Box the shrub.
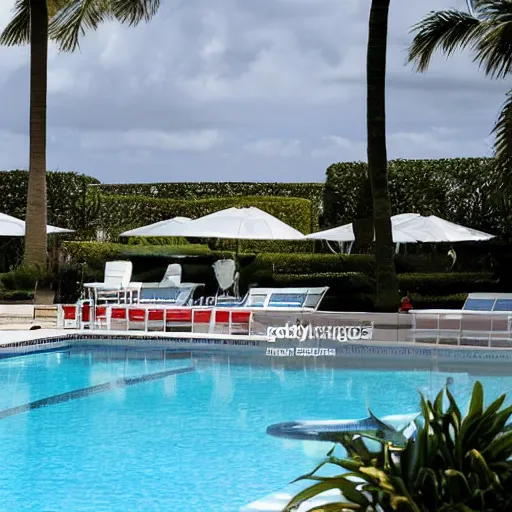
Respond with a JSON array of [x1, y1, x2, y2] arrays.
[[126, 236, 189, 246], [410, 293, 468, 310], [0, 265, 54, 291], [0, 290, 34, 302], [0, 170, 99, 233], [285, 382, 512, 512], [324, 157, 502, 237], [398, 272, 498, 296], [97, 194, 313, 240], [93, 181, 324, 228], [273, 272, 374, 293], [249, 253, 376, 275]]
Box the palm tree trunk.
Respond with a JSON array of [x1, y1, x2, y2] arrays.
[[24, 0, 48, 267], [366, 0, 398, 311]]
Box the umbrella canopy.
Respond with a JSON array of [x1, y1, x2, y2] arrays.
[[306, 217, 418, 243], [306, 213, 493, 244], [396, 215, 494, 243], [167, 207, 305, 240], [120, 216, 191, 237], [0, 212, 73, 237]]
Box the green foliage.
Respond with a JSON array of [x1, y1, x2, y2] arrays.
[[126, 236, 189, 246], [97, 194, 313, 240], [250, 253, 376, 275], [0, 265, 53, 291], [93, 181, 324, 226], [0, 290, 34, 302], [410, 293, 467, 310], [0, 170, 99, 233], [286, 382, 512, 512], [62, 241, 233, 268], [324, 158, 504, 237], [398, 272, 498, 296]]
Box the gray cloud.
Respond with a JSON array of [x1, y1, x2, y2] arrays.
[[0, 0, 509, 183]]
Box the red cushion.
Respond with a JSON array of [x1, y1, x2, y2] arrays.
[[215, 311, 230, 323], [232, 312, 250, 323], [129, 309, 146, 322], [111, 308, 127, 319], [148, 310, 164, 321], [166, 309, 192, 322], [63, 306, 76, 320], [194, 310, 212, 323]]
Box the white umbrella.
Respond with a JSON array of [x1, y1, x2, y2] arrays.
[[306, 219, 418, 243], [396, 215, 494, 243], [171, 207, 305, 240], [0, 212, 73, 236], [120, 216, 191, 237], [306, 213, 493, 244]]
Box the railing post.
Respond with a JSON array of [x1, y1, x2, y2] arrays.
[[228, 310, 232, 335], [437, 313, 440, 344]]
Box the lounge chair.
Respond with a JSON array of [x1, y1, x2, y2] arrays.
[[139, 282, 204, 305], [214, 287, 329, 311], [141, 264, 182, 289], [83, 261, 142, 304]]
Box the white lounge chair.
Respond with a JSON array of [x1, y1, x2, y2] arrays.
[[83, 261, 142, 304], [141, 264, 182, 289]]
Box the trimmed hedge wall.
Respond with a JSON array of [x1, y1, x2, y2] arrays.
[[96, 194, 315, 253], [94, 181, 324, 227], [398, 272, 498, 296], [324, 158, 503, 237], [0, 170, 100, 232]]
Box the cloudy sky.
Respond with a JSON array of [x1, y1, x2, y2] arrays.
[[0, 0, 509, 183]]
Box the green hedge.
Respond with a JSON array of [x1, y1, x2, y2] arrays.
[[324, 158, 503, 237], [96, 194, 314, 253], [97, 194, 312, 237], [248, 253, 376, 275], [0, 170, 100, 232], [411, 293, 468, 310], [62, 241, 234, 268], [94, 181, 324, 227], [398, 272, 498, 296]]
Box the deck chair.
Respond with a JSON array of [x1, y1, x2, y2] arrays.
[[141, 264, 182, 289], [213, 259, 239, 303], [84, 261, 142, 303]]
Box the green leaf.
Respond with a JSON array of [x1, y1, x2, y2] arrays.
[[465, 449, 499, 488], [284, 481, 343, 511], [468, 381, 484, 419], [482, 431, 512, 460], [444, 469, 472, 503], [304, 502, 361, 512]]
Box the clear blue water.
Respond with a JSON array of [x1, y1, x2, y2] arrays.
[[0, 346, 512, 512]]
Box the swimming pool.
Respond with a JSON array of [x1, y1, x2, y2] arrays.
[[1, 345, 512, 511]]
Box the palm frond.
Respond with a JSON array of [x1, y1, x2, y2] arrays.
[[48, 0, 74, 19], [408, 10, 484, 72], [492, 89, 512, 160], [49, 0, 108, 52], [109, 0, 160, 26], [473, 0, 512, 78], [0, 0, 30, 47]]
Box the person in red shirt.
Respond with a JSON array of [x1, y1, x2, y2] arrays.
[[399, 291, 413, 313]]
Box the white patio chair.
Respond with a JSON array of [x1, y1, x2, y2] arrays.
[[213, 259, 239, 298], [84, 261, 142, 304]]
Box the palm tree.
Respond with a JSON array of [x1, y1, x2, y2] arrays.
[[367, 0, 399, 311], [408, 0, 512, 161], [1, 0, 160, 267]]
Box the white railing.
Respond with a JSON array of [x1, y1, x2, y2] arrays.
[[57, 303, 253, 336], [410, 310, 512, 347]]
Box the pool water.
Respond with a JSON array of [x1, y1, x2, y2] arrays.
[[1, 346, 512, 512]]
